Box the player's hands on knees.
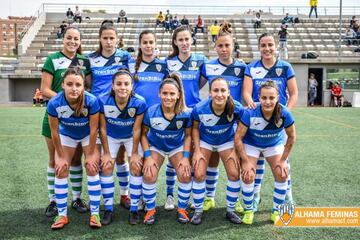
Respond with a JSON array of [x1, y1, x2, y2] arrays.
[[85, 155, 99, 174], [192, 151, 205, 169], [100, 153, 114, 170], [225, 150, 240, 171], [176, 157, 192, 178], [130, 153, 143, 174], [273, 161, 288, 180], [55, 156, 69, 176], [247, 101, 257, 109], [142, 157, 158, 178], [241, 161, 256, 183]]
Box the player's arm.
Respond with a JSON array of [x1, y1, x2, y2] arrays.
[[88, 112, 99, 154], [48, 115, 63, 158], [281, 124, 296, 162], [234, 121, 249, 163], [287, 77, 298, 110], [41, 72, 57, 98], [132, 113, 144, 156], [243, 75, 256, 109], [85, 74, 92, 92], [199, 75, 208, 90], [99, 113, 113, 169]]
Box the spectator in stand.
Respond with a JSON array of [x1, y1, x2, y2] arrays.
[[33, 88, 44, 107], [254, 12, 262, 29], [278, 25, 289, 60], [331, 82, 344, 107], [66, 8, 74, 22], [181, 15, 189, 26], [309, 0, 318, 18], [74, 6, 82, 23], [57, 21, 67, 39], [344, 27, 357, 45], [156, 11, 165, 28], [171, 16, 180, 30], [117, 9, 128, 23], [350, 16, 357, 28], [282, 13, 294, 26], [194, 15, 205, 33], [164, 9, 173, 32], [209, 20, 220, 43]]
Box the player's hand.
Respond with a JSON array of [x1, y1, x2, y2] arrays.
[[176, 157, 192, 178], [85, 156, 99, 173], [142, 157, 159, 178], [100, 153, 114, 170], [241, 161, 256, 183], [192, 151, 206, 169], [130, 153, 143, 172], [247, 101, 256, 109], [225, 150, 240, 171], [273, 161, 289, 179], [55, 156, 69, 176]]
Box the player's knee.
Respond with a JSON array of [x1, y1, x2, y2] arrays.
[[55, 166, 69, 178], [101, 164, 113, 176], [143, 168, 158, 183], [274, 167, 287, 182], [194, 169, 206, 182], [227, 169, 240, 181], [177, 171, 191, 183]]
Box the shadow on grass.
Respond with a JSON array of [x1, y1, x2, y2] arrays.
[[0, 205, 271, 240]]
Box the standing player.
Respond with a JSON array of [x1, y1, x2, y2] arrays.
[[47, 68, 101, 229], [191, 77, 244, 225], [129, 30, 168, 108], [242, 32, 298, 212], [98, 69, 147, 225], [41, 26, 91, 217], [141, 74, 192, 224], [87, 21, 133, 209], [235, 80, 296, 224], [201, 22, 247, 212], [164, 25, 208, 210]]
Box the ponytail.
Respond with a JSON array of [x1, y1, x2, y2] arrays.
[[160, 72, 186, 115], [218, 21, 232, 38]]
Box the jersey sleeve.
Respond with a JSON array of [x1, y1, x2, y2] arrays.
[[244, 64, 251, 78], [240, 109, 250, 127], [282, 107, 295, 128], [143, 109, 150, 127], [234, 102, 244, 120], [191, 106, 200, 122], [136, 99, 147, 115], [98, 96, 105, 114], [42, 56, 55, 75], [286, 63, 295, 80], [88, 95, 100, 115], [47, 99, 58, 118], [185, 111, 192, 128]]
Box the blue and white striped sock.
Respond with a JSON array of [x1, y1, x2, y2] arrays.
[[129, 175, 143, 212], [177, 181, 192, 210], [205, 167, 219, 199], [55, 177, 68, 216], [100, 174, 115, 212], [165, 161, 176, 197], [241, 182, 255, 211], [254, 157, 265, 195], [88, 175, 101, 215], [116, 162, 129, 196], [226, 179, 240, 212], [69, 165, 82, 201], [273, 181, 288, 212], [192, 180, 205, 213], [142, 182, 156, 211]]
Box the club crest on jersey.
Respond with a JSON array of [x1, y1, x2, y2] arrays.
[[227, 114, 234, 122], [275, 118, 283, 128], [82, 108, 88, 117], [176, 120, 183, 129], [78, 59, 84, 67], [128, 108, 136, 118], [156, 64, 162, 72], [276, 68, 283, 77], [279, 202, 295, 226], [189, 61, 198, 70], [114, 57, 121, 65], [234, 67, 241, 76]]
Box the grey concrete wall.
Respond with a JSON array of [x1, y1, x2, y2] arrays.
[[11, 78, 41, 101], [0, 78, 10, 103], [292, 63, 308, 107]]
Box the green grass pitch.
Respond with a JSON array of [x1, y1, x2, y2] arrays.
[[0, 107, 359, 240]]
